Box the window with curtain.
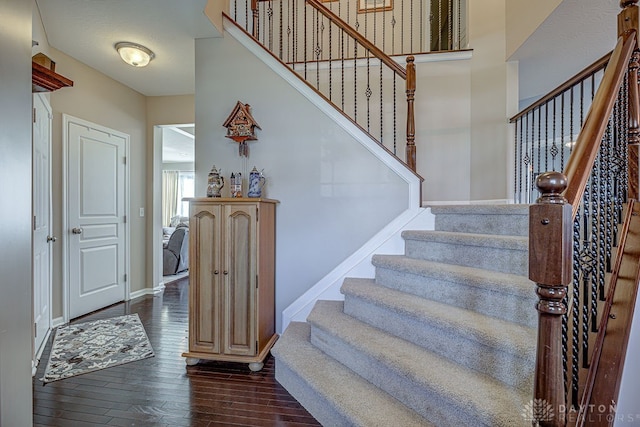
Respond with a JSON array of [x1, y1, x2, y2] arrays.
[[162, 170, 194, 226], [176, 171, 194, 217]]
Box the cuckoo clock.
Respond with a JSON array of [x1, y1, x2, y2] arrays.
[[223, 101, 261, 157]]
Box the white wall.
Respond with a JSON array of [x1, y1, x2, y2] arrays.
[[195, 34, 411, 331], [0, 0, 33, 424]]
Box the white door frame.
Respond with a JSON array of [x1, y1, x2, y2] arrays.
[[61, 114, 130, 323], [32, 93, 53, 372]]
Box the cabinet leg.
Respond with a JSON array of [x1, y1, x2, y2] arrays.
[[185, 357, 200, 366], [248, 362, 264, 372]]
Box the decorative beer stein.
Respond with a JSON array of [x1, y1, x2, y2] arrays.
[[247, 166, 266, 198], [230, 172, 243, 198], [207, 165, 224, 197]]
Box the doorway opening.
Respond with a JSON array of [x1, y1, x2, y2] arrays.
[[153, 124, 195, 289]]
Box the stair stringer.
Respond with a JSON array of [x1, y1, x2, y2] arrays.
[[222, 14, 422, 204]]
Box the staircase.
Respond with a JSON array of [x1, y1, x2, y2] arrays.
[[272, 204, 538, 426]]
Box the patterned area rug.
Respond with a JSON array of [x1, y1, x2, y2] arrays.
[[41, 313, 154, 383]]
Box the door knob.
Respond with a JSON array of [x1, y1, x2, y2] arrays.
[[72, 227, 83, 235], [46, 235, 57, 243]]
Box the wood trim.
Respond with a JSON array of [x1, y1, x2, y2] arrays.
[[305, 0, 407, 79], [563, 33, 636, 217], [509, 52, 611, 123], [32, 61, 73, 92], [405, 56, 416, 171]]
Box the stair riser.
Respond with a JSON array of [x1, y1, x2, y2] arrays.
[[309, 325, 479, 427], [274, 359, 353, 427], [342, 295, 535, 392], [435, 214, 528, 236], [374, 267, 537, 328], [404, 240, 527, 275]]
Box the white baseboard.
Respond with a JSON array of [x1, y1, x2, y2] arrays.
[[52, 316, 65, 328], [32, 327, 53, 376], [281, 207, 435, 332], [130, 283, 165, 300]]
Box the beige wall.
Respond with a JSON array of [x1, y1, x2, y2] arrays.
[[204, 0, 228, 35], [505, 0, 562, 60], [146, 95, 195, 291], [45, 47, 147, 319], [469, 0, 518, 200]]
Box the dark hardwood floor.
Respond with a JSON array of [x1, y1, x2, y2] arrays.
[[33, 277, 320, 427]]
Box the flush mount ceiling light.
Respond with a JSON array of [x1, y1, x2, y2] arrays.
[[115, 42, 155, 67]]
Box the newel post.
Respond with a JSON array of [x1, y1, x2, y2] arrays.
[[406, 55, 416, 172], [529, 172, 573, 427]]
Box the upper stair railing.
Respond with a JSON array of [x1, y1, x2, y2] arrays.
[[513, 1, 640, 425], [229, 0, 418, 171], [311, 0, 467, 56]]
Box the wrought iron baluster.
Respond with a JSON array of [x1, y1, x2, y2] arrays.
[[552, 97, 558, 171], [545, 103, 549, 172], [329, 15, 333, 102], [581, 185, 590, 369], [279, 0, 283, 60], [394, 74, 397, 153], [380, 60, 384, 145], [561, 92, 566, 169], [571, 215, 581, 409]]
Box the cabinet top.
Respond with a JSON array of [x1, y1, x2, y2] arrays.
[[184, 197, 279, 204]]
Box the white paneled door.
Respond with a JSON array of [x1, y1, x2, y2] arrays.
[[65, 115, 129, 319], [33, 94, 52, 359]]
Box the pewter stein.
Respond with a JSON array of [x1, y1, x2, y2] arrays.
[[207, 165, 224, 197]]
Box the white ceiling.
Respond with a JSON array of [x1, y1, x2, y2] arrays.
[[35, 0, 221, 97], [162, 125, 195, 163]]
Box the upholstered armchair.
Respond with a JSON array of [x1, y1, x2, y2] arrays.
[[162, 226, 189, 276]]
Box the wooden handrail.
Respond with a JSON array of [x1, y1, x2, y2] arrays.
[[305, 0, 407, 80], [563, 32, 636, 218], [509, 52, 611, 123]]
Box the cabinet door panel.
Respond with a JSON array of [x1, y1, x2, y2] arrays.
[[224, 204, 256, 355], [190, 204, 222, 354]]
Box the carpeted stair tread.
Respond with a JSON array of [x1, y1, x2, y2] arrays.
[[372, 254, 534, 299], [307, 301, 530, 427], [428, 204, 530, 215], [271, 321, 432, 427], [401, 230, 528, 275], [340, 277, 536, 362], [340, 278, 535, 390], [402, 230, 528, 250], [428, 204, 530, 236], [371, 255, 537, 328]]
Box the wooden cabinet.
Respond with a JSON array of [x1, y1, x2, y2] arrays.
[[182, 198, 278, 371]]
